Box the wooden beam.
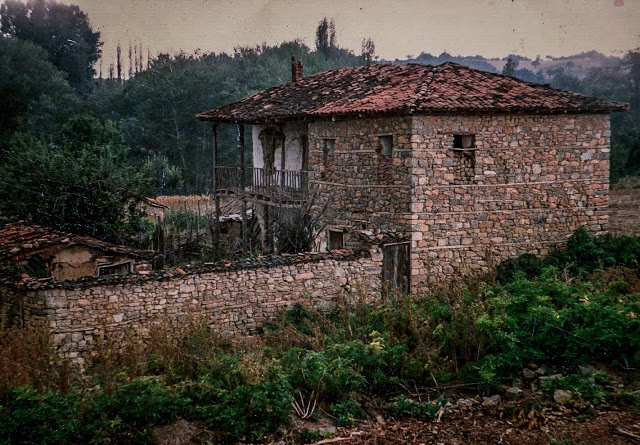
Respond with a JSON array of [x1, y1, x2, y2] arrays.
[[212, 124, 220, 261]]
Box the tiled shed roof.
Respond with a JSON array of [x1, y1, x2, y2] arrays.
[[0, 222, 154, 263], [197, 62, 628, 124]]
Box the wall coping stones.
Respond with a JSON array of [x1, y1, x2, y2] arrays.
[[9, 249, 370, 291]]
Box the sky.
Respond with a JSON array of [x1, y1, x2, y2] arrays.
[[61, 0, 640, 67]]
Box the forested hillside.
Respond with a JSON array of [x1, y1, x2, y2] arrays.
[[0, 0, 638, 242]]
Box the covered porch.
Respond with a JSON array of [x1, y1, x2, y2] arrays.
[[200, 118, 312, 257]]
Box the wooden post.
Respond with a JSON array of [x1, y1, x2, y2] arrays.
[[279, 125, 286, 195], [212, 124, 221, 260], [301, 134, 309, 193], [239, 123, 248, 255]]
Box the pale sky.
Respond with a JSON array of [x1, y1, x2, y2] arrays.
[[61, 0, 640, 67]]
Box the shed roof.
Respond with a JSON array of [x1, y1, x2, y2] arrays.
[[197, 62, 628, 124], [0, 222, 154, 263]]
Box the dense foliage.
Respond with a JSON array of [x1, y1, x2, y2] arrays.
[[1, 230, 638, 443], [0, 37, 79, 136], [0, 115, 152, 242], [0, 0, 102, 92]]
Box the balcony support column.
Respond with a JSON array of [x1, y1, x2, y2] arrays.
[[212, 124, 221, 260], [279, 124, 286, 194], [238, 123, 248, 255]]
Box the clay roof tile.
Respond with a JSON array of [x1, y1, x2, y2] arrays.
[[197, 62, 628, 124]]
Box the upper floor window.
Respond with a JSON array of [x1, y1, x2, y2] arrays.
[[323, 139, 335, 156], [451, 134, 476, 184], [453, 134, 475, 150], [379, 135, 393, 156]]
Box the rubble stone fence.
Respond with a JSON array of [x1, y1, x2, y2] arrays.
[[2, 250, 382, 367]]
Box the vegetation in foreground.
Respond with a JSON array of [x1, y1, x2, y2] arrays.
[[0, 228, 639, 444]]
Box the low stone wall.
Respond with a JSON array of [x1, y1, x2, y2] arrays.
[[9, 250, 381, 365]]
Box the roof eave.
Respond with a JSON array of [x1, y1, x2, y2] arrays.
[[197, 102, 629, 125]]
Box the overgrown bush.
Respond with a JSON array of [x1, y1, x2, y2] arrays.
[[389, 394, 446, 419]]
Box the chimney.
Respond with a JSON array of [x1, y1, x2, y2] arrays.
[[291, 55, 303, 84]]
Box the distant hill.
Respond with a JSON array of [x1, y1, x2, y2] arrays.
[[390, 50, 622, 82]]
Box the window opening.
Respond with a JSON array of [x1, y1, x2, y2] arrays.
[[328, 229, 345, 250], [379, 135, 393, 156], [98, 261, 132, 277], [453, 134, 475, 150]]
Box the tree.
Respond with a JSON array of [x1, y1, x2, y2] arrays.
[[0, 115, 152, 242], [0, 0, 102, 92], [315, 17, 336, 58], [361, 37, 376, 66], [0, 36, 79, 137], [502, 56, 517, 76]]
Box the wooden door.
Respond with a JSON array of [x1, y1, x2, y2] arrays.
[[382, 242, 410, 295]]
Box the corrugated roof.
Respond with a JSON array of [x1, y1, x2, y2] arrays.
[[197, 62, 628, 124], [0, 222, 154, 263]]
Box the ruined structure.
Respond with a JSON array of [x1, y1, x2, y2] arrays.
[[199, 59, 627, 294], [0, 222, 154, 281]]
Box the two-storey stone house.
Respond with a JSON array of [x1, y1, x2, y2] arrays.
[[197, 58, 627, 294]]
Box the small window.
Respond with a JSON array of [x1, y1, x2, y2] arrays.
[[379, 135, 393, 156], [323, 139, 335, 156], [453, 134, 475, 150], [328, 229, 345, 250], [98, 261, 132, 276]]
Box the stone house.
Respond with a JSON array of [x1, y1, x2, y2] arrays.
[[0, 222, 154, 281], [197, 59, 627, 294]]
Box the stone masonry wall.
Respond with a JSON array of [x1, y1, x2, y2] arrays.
[[308, 117, 413, 250], [18, 251, 381, 365], [410, 113, 610, 292]]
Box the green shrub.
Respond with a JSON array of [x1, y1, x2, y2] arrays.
[[184, 367, 291, 443], [540, 374, 609, 405], [298, 428, 331, 444], [389, 394, 446, 419], [0, 387, 86, 445], [330, 398, 362, 427], [496, 228, 640, 281], [91, 379, 183, 431]]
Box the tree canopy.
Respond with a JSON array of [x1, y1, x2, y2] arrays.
[[0, 115, 152, 242], [0, 0, 102, 92], [0, 36, 79, 137], [315, 17, 336, 58]]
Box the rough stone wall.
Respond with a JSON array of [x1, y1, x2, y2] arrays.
[[308, 117, 413, 250], [410, 113, 610, 292], [23, 252, 381, 365]]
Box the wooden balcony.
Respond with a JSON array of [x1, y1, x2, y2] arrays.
[[215, 166, 309, 203]]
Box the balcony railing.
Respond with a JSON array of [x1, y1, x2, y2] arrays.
[[215, 166, 309, 202]]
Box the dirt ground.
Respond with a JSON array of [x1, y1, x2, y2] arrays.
[[327, 410, 640, 445], [154, 407, 640, 445], [609, 188, 640, 236]]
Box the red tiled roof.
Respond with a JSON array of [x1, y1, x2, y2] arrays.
[[0, 222, 154, 263], [197, 63, 628, 124]]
